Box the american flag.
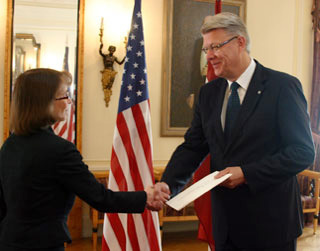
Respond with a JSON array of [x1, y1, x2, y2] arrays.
[[102, 0, 161, 250], [193, 1, 222, 250], [52, 102, 75, 143], [53, 45, 75, 144]]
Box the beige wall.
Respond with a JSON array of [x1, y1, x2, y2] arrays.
[[247, 0, 313, 101], [0, 0, 314, 168], [82, 0, 177, 170]]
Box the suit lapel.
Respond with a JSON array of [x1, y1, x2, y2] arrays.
[[224, 62, 267, 152]]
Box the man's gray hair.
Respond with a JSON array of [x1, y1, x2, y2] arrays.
[[201, 12, 250, 53]]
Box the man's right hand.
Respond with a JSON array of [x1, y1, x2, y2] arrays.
[[145, 182, 171, 211]]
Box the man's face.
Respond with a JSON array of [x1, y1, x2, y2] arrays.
[[203, 29, 242, 81]]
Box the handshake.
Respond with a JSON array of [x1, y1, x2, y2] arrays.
[[144, 182, 171, 211]]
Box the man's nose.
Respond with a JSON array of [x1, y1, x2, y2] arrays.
[[206, 49, 217, 60]]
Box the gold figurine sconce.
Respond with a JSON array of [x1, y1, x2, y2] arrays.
[[99, 17, 126, 107]]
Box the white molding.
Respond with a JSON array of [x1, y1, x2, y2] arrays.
[[83, 159, 168, 171], [15, 0, 77, 9], [83, 159, 110, 170]]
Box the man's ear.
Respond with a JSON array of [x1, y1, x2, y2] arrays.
[[237, 36, 247, 51]]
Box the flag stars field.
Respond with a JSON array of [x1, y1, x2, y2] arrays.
[[124, 96, 130, 102], [117, 3, 149, 113]]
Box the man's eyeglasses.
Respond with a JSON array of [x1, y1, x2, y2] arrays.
[[55, 91, 71, 101], [202, 36, 238, 54]]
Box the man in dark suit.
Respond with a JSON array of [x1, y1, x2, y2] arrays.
[[161, 12, 315, 251]]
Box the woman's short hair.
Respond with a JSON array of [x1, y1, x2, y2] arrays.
[[9, 68, 72, 135], [201, 12, 250, 53]]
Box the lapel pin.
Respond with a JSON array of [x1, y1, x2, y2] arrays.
[[257, 90, 262, 95]]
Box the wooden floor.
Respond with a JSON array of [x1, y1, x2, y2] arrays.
[[66, 226, 320, 251]]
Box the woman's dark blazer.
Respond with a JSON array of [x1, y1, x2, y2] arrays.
[[0, 128, 146, 249]]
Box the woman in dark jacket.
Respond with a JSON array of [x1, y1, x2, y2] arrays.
[[0, 68, 169, 251]]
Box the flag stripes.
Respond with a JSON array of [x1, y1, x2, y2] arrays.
[[53, 104, 75, 143], [132, 104, 153, 176], [104, 101, 160, 251], [127, 214, 140, 250]]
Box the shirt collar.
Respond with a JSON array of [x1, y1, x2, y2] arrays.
[[227, 58, 256, 90]]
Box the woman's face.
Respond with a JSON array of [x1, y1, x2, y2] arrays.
[[51, 83, 71, 122]]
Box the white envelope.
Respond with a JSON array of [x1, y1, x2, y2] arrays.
[[166, 171, 232, 211]]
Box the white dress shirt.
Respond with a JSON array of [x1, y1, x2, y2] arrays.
[[221, 58, 256, 130]]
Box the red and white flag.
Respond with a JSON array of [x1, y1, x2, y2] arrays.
[[102, 0, 161, 250], [53, 46, 75, 144], [52, 102, 75, 143], [194, 1, 222, 250]]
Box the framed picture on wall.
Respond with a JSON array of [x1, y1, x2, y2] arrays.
[[161, 0, 247, 136]]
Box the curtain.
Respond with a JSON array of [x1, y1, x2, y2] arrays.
[[310, 0, 320, 133]]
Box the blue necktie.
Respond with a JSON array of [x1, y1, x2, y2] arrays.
[[225, 82, 240, 141]]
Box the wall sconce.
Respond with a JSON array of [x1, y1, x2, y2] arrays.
[[99, 17, 127, 107]]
